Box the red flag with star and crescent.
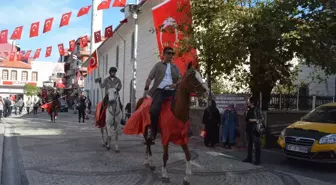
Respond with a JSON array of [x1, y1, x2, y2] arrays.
[[152, 0, 197, 75], [60, 12, 72, 27], [24, 50, 32, 59], [30, 22, 40, 38], [43, 18, 54, 33], [77, 5, 91, 17], [69, 40, 76, 52], [58, 44, 65, 56], [94, 30, 102, 43], [112, 0, 126, 7], [88, 50, 98, 74], [0, 30, 8, 44], [80, 35, 89, 48], [104, 25, 113, 38], [45, 46, 52, 57], [97, 0, 111, 10], [34, 48, 42, 59], [17, 51, 23, 61], [9, 52, 15, 61], [10, 26, 23, 40]]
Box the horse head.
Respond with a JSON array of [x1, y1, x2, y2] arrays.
[[107, 87, 119, 104], [181, 62, 209, 97]]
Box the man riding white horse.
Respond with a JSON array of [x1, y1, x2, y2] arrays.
[[97, 66, 122, 124], [144, 46, 182, 141]]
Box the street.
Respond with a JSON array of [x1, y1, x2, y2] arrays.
[[0, 112, 335, 185]]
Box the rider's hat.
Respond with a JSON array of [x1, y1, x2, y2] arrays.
[[109, 67, 117, 73]]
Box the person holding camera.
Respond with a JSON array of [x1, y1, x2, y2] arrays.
[[96, 67, 122, 124], [242, 97, 263, 165]]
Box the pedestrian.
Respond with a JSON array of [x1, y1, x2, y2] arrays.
[[26, 97, 33, 114], [242, 97, 262, 165], [77, 96, 86, 123], [87, 98, 92, 114], [202, 100, 221, 147], [221, 104, 239, 149], [16, 98, 24, 114], [4, 97, 11, 117], [125, 102, 131, 120], [33, 98, 40, 115], [0, 96, 4, 120]]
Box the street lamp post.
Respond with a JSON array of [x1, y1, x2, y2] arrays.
[[121, 1, 139, 113]]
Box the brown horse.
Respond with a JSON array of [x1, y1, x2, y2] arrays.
[[124, 63, 209, 185]]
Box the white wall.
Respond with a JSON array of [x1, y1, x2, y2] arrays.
[[85, 0, 165, 107], [298, 64, 336, 96], [31, 61, 59, 87]]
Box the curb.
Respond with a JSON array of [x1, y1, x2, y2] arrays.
[[0, 121, 5, 184]]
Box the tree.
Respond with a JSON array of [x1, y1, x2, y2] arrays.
[[24, 84, 40, 97], [179, 0, 336, 109]]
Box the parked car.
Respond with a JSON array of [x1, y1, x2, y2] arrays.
[[277, 103, 336, 163]]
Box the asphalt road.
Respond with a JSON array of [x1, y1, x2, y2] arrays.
[[0, 111, 335, 185]]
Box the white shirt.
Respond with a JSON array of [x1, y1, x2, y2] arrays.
[[0, 101, 3, 111], [158, 63, 173, 90]]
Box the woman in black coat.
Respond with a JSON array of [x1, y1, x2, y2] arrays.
[[202, 100, 221, 147]]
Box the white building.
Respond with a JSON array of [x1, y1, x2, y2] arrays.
[[84, 0, 165, 107], [0, 59, 58, 100]]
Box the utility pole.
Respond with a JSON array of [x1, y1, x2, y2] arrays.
[[131, 0, 139, 113]]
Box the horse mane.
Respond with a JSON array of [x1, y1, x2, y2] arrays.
[[135, 97, 145, 111]]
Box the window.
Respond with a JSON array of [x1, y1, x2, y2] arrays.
[[11, 70, 17, 80], [116, 46, 119, 68], [22, 71, 28, 81], [302, 106, 336, 124], [2, 70, 8, 80], [105, 53, 108, 75], [32, 72, 38, 81], [131, 32, 135, 60]]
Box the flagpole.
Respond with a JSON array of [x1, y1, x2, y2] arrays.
[[131, 0, 139, 113]]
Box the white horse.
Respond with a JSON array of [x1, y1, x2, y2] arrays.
[[100, 87, 123, 153]]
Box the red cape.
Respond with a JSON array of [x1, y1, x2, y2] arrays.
[[124, 98, 190, 145]]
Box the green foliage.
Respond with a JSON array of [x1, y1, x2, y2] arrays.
[[178, 0, 336, 109], [23, 84, 40, 97]]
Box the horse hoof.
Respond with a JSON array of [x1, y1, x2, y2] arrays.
[[161, 177, 170, 183], [183, 180, 191, 185], [150, 166, 156, 171]]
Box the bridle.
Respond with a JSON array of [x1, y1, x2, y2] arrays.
[[107, 90, 121, 116]]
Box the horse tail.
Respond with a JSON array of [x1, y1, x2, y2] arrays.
[[135, 97, 145, 111]]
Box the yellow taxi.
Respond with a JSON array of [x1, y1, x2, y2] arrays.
[[277, 103, 336, 163]]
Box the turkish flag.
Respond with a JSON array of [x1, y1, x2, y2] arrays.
[[17, 51, 23, 61], [152, 0, 197, 75], [69, 40, 76, 52], [0, 30, 8, 44], [30, 22, 40, 38], [80, 35, 89, 48], [88, 50, 98, 74], [94, 30, 102, 43], [112, 0, 126, 7], [45, 46, 52, 57], [77, 5, 91, 17], [97, 0, 111, 10], [10, 26, 23, 40], [9, 52, 15, 61], [60, 12, 72, 27], [24, 50, 32, 59], [43, 18, 54, 33], [104, 25, 113, 38], [58, 43, 65, 56], [34, 48, 42, 59]]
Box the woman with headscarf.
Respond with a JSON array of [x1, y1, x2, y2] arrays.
[[202, 100, 221, 147], [221, 104, 239, 149]]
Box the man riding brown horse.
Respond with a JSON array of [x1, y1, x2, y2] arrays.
[[144, 46, 182, 141]]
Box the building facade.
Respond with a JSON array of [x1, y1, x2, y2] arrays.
[[83, 0, 165, 108]]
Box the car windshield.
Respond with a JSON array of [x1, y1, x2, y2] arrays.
[[302, 106, 336, 124]]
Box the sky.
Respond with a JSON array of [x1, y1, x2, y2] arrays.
[[0, 0, 135, 62]]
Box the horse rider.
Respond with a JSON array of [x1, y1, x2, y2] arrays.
[[97, 67, 122, 124], [144, 46, 182, 141]]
